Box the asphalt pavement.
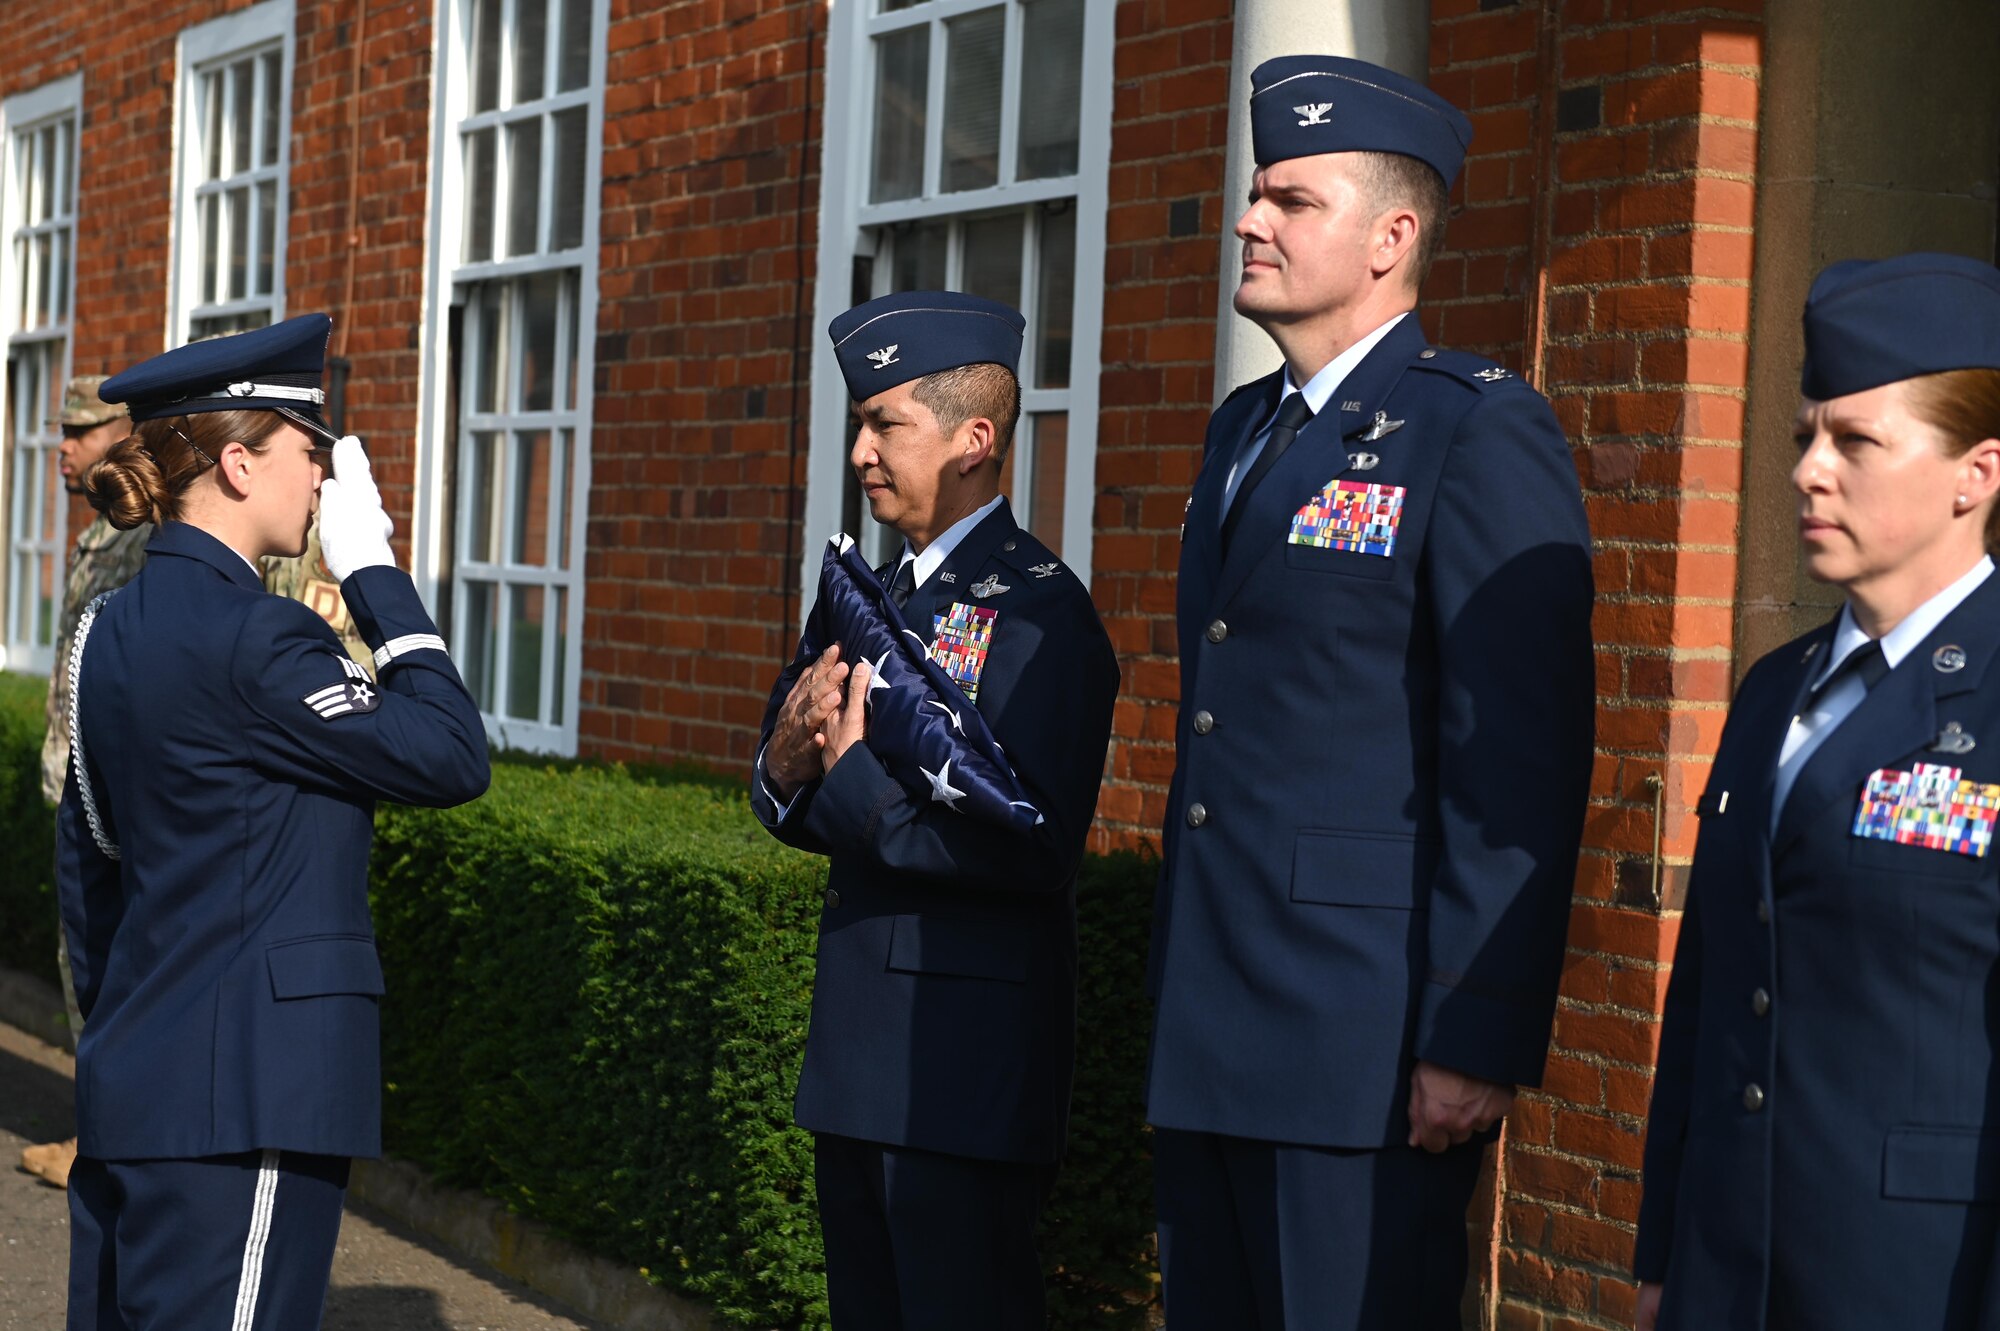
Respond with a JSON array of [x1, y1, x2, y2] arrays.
[[0, 1018, 603, 1330]]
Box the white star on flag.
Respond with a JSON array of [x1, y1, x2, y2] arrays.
[[927, 699, 963, 733], [922, 759, 967, 809], [866, 650, 894, 704]]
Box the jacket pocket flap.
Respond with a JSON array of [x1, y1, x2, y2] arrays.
[[1291, 830, 1438, 909], [887, 916, 1027, 983], [1882, 1128, 2000, 1202], [267, 936, 385, 1000]]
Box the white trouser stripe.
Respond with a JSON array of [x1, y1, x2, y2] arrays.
[[232, 1149, 282, 1331]]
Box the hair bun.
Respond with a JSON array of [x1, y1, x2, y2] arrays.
[[82, 440, 168, 530]]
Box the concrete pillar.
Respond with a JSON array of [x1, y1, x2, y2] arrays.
[[1210, 0, 1430, 401]]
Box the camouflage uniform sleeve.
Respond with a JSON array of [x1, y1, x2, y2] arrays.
[[261, 525, 376, 677], [41, 520, 151, 804]]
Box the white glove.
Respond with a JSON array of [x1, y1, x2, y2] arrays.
[[317, 435, 397, 580]]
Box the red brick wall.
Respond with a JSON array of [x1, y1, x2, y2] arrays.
[[1429, 1, 1763, 1325]]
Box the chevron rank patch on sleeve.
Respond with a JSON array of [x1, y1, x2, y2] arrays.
[[302, 654, 381, 721]]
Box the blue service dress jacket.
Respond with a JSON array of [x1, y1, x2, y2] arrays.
[[752, 501, 1119, 1164], [1147, 315, 1596, 1148], [57, 522, 490, 1161], [1637, 572, 2000, 1331]]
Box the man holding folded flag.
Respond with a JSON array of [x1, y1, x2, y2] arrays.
[[750, 289, 1119, 1331]]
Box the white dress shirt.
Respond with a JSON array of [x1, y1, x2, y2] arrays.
[[1221, 311, 1408, 512], [1772, 555, 1995, 826]]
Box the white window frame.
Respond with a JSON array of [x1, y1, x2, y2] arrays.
[[167, 0, 295, 347], [412, 0, 607, 755], [0, 73, 83, 676], [803, 0, 1114, 612]]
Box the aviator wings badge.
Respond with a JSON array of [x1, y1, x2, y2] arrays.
[[1358, 411, 1404, 442]]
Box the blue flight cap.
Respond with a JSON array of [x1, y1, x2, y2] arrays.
[[1249, 55, 1472, 189], [1800, 253, 2000, 400], [100, 314, 334, 433], [830, 291, 1025, 403]]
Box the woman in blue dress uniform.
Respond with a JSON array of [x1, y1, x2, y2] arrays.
[[1636, 253, 2000, 1330], [57, 315, 489, 1331]]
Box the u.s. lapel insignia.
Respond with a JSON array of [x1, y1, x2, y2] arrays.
[[1935, 644, 1968, 673], [970, 573, 1010, 598], [938, 571, 957, 584], [1347, 451, 1380, 472], [1474, 367, 1513, 382], [1854, 761, 2000, 857], [302, 655, 379, 721], [1934, 721, 1978, 755], [1357, 411, 1403, 442], [1340, 400, 1363, 414], [929, 602, 998, 702], [1029, 562, 1061, 578]]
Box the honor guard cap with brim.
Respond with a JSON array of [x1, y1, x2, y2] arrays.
[[58, 375, 128, 427], [1249, 55, 1473, 189], [830, 290, 1025, 402], [100, 314, 334, 432], [1801, 253, 2000, 400]]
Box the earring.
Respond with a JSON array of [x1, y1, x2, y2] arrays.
[[1959, 495, 1970, 511]]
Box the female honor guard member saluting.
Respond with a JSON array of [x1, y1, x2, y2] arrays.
[[58, 314, 489, 1331], [1636, 253, 2000, 1331]]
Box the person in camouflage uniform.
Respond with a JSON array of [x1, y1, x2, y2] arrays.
[[261, 521, 374, 675], [25, 376, 144, 1189]]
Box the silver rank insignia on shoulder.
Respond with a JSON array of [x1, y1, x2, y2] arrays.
[[970, 574, 1010, 598], [938, 571, 957, 584], [1347, 451, 1380, 471], [1029, 562, 1061, 578], [1358, 411, 1403, 441], [1474, 367, 1514, 382], [1934, 721, 1977, 755], [867, 344, 900, 369], [303, 655, 378, 721]]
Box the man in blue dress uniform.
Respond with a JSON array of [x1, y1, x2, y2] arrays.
[[60, 316, 489, 1329], [1147, 57, 1596, 1328], [751, 291, 1119, 1329]]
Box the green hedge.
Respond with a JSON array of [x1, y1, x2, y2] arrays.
[[0, 673, 57, 987], [0, 673, 1158, 1328]]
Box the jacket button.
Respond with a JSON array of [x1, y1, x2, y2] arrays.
[[1757, 898, 1771, 923], [1186, 803, 1208, 828], [1002, 539, 1016, 551], [1206, 620, 1228, 643], [823, 887, 841, 909], [1751, 988, 1771, 1017], [1743, 1083, 1765, 1112], [1192, 710, 1214, 735]]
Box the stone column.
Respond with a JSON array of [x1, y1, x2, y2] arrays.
[[1210, 0, 1430, 401]]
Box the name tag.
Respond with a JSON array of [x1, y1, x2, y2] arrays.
[[1853, 762, 2000, 858], [1289, 480, 1406, 557]]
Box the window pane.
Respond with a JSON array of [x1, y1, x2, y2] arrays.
[[463, 128, 496, 262], [256, 180, 277, 296], [1017, 0, 1082, 180], [466, 430, 500, 561], [552, 106, 586, 250], [54, 120, 73, 219], [515, 0, 548, 103], [232, 59, 255, 176], [201, 194, 220, 305], [261, 51, 282, 167], [36, 127, 55, 225], [870, 26, 928, 204], [474, 284, 505, 412], [53, 229, 69, 322], [520, 270, 560, 410], [880, 0, 928, 9], [506, 584, 544, 719], [11, 238, 24, 327], [557, 0, 593, 91], [34, 234, 50, 326], [550, 585, 567, 723], [1028, 412, 1066, 556], [890, 219, 946, 293], [205, 72, 224, 180], [227, 186, 250, 301], [461, 579, 497, 709], [942, 7, 1003, 193], [506, 118, 542, 257], [563, 281, 581, 411], [555, 428, 573, 567], [511, 429, 550, 564], [36, 553, 56, 646], [1033, 203, 1075, 389], [960, 211, 1022, 307], [472, 0, 502, 113]]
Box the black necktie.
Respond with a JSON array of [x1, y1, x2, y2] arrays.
[[1808, 640, 1889, 706], [888, 558, 917, 609], [1221, 392, 1316, 551]]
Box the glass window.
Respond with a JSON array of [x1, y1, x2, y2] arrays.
[[184, 42, 287, 342], [4, 93, 79, 674]]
